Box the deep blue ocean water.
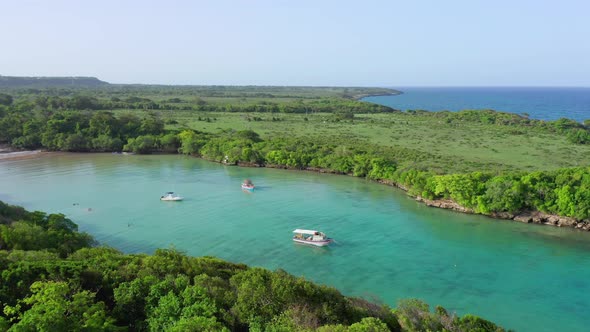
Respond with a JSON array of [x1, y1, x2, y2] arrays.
[[363, 87, 590, 122]]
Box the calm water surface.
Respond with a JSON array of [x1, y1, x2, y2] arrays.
[[364, 87, 590, 122], [2, 154, 590, 332]]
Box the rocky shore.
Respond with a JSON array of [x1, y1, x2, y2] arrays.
[[415, 196, 590, 231]]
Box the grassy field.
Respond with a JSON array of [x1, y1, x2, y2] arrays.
[[13, 85, 397, 104], [108, 108, 590, 174]]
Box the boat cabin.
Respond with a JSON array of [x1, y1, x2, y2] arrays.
[[292, 229, 332, 246], [160, 192, 183, 201]]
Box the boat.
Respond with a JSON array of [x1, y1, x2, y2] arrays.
[[292, 229, 333, 247], [241, 179, 255, 191], [160, 192, 183, 201]]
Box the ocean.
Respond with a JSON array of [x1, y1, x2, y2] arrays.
[[363, 87, 590, 122]]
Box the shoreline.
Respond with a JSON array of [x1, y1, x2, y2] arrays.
[[0, 150, 55, 161], [3, 150, 589, 231], [414, 196, 590, 231]]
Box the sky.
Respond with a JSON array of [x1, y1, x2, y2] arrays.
[[1, 0, 589, 86]]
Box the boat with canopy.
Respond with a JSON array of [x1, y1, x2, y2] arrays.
[[292, 229, 332, 247]]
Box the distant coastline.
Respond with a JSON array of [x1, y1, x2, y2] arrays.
[[353, 89, 402, 100]]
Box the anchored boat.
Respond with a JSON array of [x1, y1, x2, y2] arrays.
[[292, 229, 333, 247], [160, 192, 183, 201], [241, 179, 255, 191]]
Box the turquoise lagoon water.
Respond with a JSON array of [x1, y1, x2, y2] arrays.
[[1, 154, 590, 332], [364, 87, 590, 122]]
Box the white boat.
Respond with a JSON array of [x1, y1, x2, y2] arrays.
[[292, 229, 332, 247], [160, 192, 183, 201]]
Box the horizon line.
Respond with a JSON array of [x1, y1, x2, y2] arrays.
[[2, 75, 589, 89]]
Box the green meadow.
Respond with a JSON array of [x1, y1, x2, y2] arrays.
[[128, 109, 590, 174]]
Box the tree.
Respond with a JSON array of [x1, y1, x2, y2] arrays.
[[0, 222, 49, 251], [394, 299, 437, 332], [348, 317, 390, 332], [69, 95, 98, 110], [0, 93, 13, 106], [3, 281, 117, 331], [140, 114, 165, 135], [566, 129, 590, 144], [124, 135, 158, 154], [178, 130, 206, 155], [89, 111, 119, 137], [92, 134, 123, 152], [481, 176, 526, 213], [118, 113, 142, 140], [230, 268, 282, 325], [235, 130, 262, 142], [0, 114, 24, 143], [160, 133, 180, 153], [11, 134, 41, 149], [146, 282, 221, 331], [61, 133, 89, 152], [113, 275, 159, 329], [555, 185, 576, 216], [0, 316, 9, 331], [458, 314, 505, 332]]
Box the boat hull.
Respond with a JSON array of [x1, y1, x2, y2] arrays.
[[292, 238, 332, 247], [160, 197, 183, 201]]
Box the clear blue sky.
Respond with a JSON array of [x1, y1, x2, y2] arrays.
[[1, 0, 589, 86]]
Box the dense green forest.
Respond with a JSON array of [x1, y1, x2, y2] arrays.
[[0, 201, 506, 331], [1, 85, 590, 223]]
